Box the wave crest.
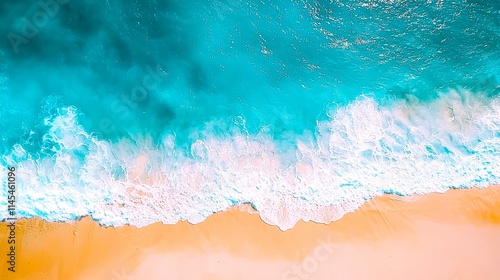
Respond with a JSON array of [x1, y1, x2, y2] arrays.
[[1, 88, 499, 230]]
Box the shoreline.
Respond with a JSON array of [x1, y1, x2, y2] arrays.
[[1, 185, 499, 279]]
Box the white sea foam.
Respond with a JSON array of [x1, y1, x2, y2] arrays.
[[0, 88, 499, 230]]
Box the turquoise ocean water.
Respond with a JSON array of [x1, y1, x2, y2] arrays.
[[0, 0, 499, 229]]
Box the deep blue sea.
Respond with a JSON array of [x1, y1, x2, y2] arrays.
[[0, 0, 499, 229]]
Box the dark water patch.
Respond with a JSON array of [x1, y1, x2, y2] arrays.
[[0, 0, 499, 153]]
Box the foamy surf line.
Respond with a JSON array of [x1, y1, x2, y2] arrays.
[[1, 88, 499, 230]]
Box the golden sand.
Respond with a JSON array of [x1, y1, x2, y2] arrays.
[[1, 186, 500, 279]]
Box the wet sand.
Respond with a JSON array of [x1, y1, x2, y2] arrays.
[[1, 186, 499, 280]]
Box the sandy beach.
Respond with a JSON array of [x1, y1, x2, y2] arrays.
[[1, 185, 499, 280]]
